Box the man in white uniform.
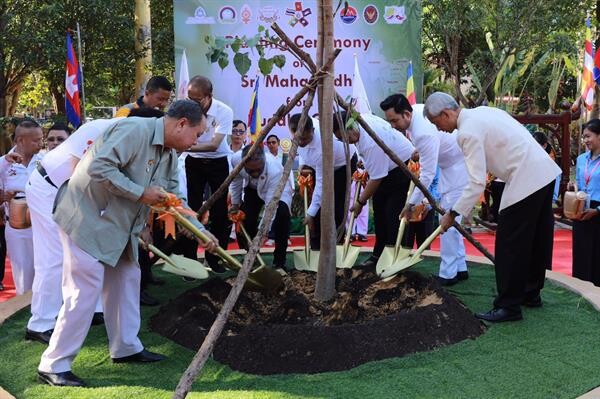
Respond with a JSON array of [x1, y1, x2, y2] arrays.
[[380, 94, 469, 286], [0, 120, 43, 295], [25, 119, 121, 344], [333, 112, 415, 268], [424, 92, 561, 322], [229, 146, 294, 268]]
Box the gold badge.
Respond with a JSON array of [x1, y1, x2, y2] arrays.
[[280, 138, 292, 154]]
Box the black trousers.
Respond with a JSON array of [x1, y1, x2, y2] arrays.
[[0, 225, 5, 283], [311, 165, 347, 250], [237, 187, 291, 267], [372, 167, 410, 258], [401, 210, 436, 249], [139, 246, 152, 290], [493, 181, 555, 311], [572, 200, 600, 286], [489, 181, 505, 223], [184, 156, 231, 266]]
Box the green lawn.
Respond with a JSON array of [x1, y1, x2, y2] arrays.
[[1, 256, 600, 399]]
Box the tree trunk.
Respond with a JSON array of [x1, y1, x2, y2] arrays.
[[134, 0, 152, 98], [314, 0, 336, 302], [49, 84, 66, 115], [7, 81, 22, 116]]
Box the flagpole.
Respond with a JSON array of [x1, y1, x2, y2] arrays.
[[76, 22, 87, 123]]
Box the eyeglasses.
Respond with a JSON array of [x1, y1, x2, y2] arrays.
[[232, 129, 246, 135], [47, 137, 66, 142], [266, 141, 278, 145]]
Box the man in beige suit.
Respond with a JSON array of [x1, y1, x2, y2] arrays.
[[424, 92, 561, 323], [37, 100, 218, 387]]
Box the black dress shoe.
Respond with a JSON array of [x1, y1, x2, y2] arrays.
[[357, 234, 368, 242], [522, 296, 543, 308], [475, 308, 523, 322], [0, 282, 4, 291], [457, 271, 469, 281], [25, 329, 53, 345], [38, 370, 86, 387], [140, 291, 160, 306], [112, 349, 166, 363], [436, 276, 458, 286], [91, 312, 104, 326]]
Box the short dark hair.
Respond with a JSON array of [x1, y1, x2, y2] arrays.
[[128, 108, 165, 118], [146, 76, 172, 93], [241, 144, 266, 163], [380, 94, 413, 114], [584, 118, 600, 135], [48, 123, 71, 135], [166, 100, 206, 125], [532, 131, 551, 154], [266, 134, 280, 143], [233, 119, 247, 130], [189, 75, 213, 95], [16, 120, 40, 130], [332, 110, 348, 133], [289, 113, 313, 133]]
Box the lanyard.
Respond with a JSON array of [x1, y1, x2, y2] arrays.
[[584, 155, 600, 188]]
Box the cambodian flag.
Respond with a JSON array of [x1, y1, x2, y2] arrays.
[[247, 77, 261, 144], [406, 61, 416, 105], [65, 32, 81, 128], [582, 18, 595, 110]]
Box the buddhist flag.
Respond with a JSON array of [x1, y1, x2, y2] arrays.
[[582, 18, 595, 110], [406, 61, 416, 105], [177, 49, 189, 100], [352, 54, 372, 113], [247, 77, 261, 143], [65, 32, 81, 128]]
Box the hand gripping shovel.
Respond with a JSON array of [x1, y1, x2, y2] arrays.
[[335, 180, 363, 268], [293, 184, 320, 272], [376, 182, 416, 276], [138, 237, 210, 280], [379, 225, 443, 279]]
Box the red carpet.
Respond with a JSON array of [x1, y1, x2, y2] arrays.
[[0, 229, 574, 303]]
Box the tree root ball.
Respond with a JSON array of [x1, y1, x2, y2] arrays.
[[149, 268, 485, 374]]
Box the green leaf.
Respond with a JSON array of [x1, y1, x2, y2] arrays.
[[246, 34, 260, 48], [218, 54, 229, 70], [210, 49, 221, 63], [215, 37, 226, 49], [272, 55, 286, 69], [466, 60, 483, 92], [233, 52, 251, 76], [258, 25, 265, 32], [345, 117, 357, 130], [256, 45, 265, 57], [231, 38, 243, 53], [485, 32, 494, 52], [258, 57, 274, 75]]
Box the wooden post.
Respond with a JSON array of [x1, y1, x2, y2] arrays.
[[134, 0, 152, 98]]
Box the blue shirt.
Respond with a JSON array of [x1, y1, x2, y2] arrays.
[[575, 151, 600, 203]]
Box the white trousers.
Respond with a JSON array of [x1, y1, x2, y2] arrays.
[[439, 187, 467, 279], [6, 224, 34, 295], [38, 229, 143, 373], [26, 171, 103, 332], [347, 181, 369, 235]]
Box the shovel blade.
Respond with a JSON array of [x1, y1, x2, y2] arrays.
[[336, 245, 361, 268], [380, 254, 424, 279], [376, 246, 412, 275], [161, 254, 210, 280], [247, 265, 284, 291], [293, 250, 320, 272]]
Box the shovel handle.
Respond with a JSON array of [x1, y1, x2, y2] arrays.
[[393, 182, 416, 256], [239, 224, 267, 267], [138, 237, 179, 268], [342, 183, 362, 257], [411, 226, 443, 259], [303, 186, 310, 260]]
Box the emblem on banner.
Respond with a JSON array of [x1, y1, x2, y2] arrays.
[[340, 5, 358, 24], [286, 1, 311, 27], [280, 138, 292, 154], [384, 6, 406, 24], [186, 6, 216, 24], [259, 6, 279, 24], [218, 6, 237, 24], [363, 4, 379, 25], [240, 4, 252, 24]]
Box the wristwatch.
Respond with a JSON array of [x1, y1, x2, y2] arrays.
[[449, 209, 460, 218]]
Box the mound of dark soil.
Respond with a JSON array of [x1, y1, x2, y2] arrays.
[[149, 268, 485, 374]]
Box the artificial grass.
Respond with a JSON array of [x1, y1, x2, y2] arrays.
[[1, 255, 600, 399]]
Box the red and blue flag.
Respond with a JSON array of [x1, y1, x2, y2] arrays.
[[65, 32, 81, 128]]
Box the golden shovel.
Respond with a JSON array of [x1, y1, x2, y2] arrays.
[[293, 185, 320, 272], [238, 223, 268, 268], [376, 182, 416, 276], [335, 183, 362, 268], [138, 237, 210, 280], [379, 225, 443, 279]]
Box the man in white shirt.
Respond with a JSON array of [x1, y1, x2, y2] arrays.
[[380, 94, 469, 286], [229, 146, 293, 268], [333, 112, 415, 268], [0, 120, 43, 296], [424, 92, 561, 322], [289, 114, 349, 250], [184, 76, 234, 270]]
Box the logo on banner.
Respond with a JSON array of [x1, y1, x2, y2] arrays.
[[384, 6, 406, 24], [363, 4, 379, 25], [218, 6, 237, 23], [240, 4, 252, 24], [340, 5, 358, 24], [259, 6, 279, 23], [286, 1, 312, 27], [186, 6, 216, 24]]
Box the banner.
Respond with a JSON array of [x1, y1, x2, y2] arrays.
[[174, 0, 422, 139]]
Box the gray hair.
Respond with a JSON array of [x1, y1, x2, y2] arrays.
[[166, 99, 206, 125], [241, 144, 265, 162], [423, 92, 459, 119]]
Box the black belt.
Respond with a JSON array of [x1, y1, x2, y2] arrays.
[[36, 163, 57, 188]]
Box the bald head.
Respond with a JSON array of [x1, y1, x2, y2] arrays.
[[14, 120, 43, 156], [187, 76, 213, 111]]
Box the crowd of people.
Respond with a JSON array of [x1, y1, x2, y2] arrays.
[[0, 73, 597, 387]]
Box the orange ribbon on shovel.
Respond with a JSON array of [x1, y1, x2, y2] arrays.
[[228, 210, 246, 233], [297, 174, 314, 199], [153, 193, 197, 239], [352, 170, 369, 188]]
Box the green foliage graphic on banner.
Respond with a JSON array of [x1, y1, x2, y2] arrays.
[[174, 0, 422, 139]]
